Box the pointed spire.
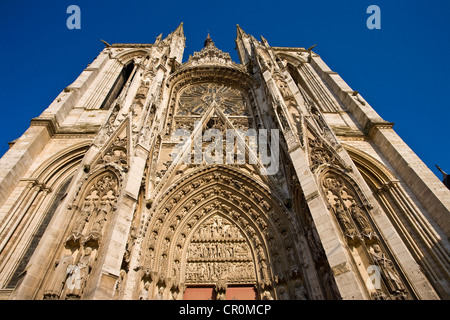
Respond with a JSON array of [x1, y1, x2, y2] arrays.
[[174, 22, 184, 37], [204, 33, 214, 47], [260, 35, 269, 46], [236, 24, 246, 38]]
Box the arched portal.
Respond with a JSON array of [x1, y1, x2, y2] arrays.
[[182, 212, 258, 300], [139, 166, 308, 300]]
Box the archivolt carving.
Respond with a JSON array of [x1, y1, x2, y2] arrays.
[[138, 166, 306, 299]]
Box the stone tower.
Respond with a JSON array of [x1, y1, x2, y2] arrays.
[[0, 24, 448, 300]]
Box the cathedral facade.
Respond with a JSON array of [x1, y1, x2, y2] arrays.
[[0, 24, 448, 300]]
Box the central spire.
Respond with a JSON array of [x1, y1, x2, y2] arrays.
[[204, 33, 214, 47]]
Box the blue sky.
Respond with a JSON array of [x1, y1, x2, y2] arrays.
[[0, 0, 449, 181]]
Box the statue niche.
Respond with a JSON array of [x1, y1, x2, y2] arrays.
[[321, 171, 409, 299], [43, 172, 119, 300]]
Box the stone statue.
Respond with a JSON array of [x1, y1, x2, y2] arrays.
[[349, 202, 372, 236], [71, 191, 99, 235], [43, 253, 73, 299], [370, 244, 405, 294], [319, 265, 339, 300], [278, 286, 290, 300], [65, 247, 93, 299], [333, 201, 356, 238], [155, 286, 164, 300], [90, 191, 115, 235], [216, 292, 226, 300], [294, 281, 308, 300], [262, 290, 274, 300], [139, 283, 150, 300], [114, 269, 126, 300]]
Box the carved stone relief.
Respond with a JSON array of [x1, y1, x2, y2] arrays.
[[185, 215, 256, 284], [321, 171, 409, 299], [137, 167, 307, 299], [42, 173, 119, 300]]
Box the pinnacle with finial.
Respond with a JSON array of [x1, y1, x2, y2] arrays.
[[204, 33, 214, 47]]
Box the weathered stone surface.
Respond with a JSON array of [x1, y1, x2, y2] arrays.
[[0, 24, 447, 300]]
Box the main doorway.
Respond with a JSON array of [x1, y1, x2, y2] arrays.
[[183, 285, 258, 300]]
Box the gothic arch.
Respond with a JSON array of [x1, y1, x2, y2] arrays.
[[317, 165, 413, 299], [39, 167, 122, 300], [28, 141, 90, 188], [343, 144, 397, 189], [139, 165, 309, 300], [69, 164, 124, 207], [163, 66, 259, 138], [114, 48, 150, 65], [0, 142, 89, 290], [343, 145, 450, 298], [286, 61, 340, 113], [277, 52, 308, 65]]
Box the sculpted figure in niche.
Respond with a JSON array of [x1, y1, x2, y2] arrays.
[[294, 281, 308, 300], [370, 244, 405, 294], [71, 191, 99, 235], [260, 260, 270, 280], [349, 201, 373, 236], [278, 286, 290, 300], [333, 200, 356, 238], [216, 292, 226, 300], [43, 253, 74, 299], [155, 286, 164, 300], [65, 247, 93, 299], [262, 290, 274, 300], [90, 190, 116, 235], [113, 269, 126, 300], [319, 265, 340, 300], [139, 283, 150, 300]]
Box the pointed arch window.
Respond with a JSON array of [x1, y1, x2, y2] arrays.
[[100, 60, 136, 110], [6, 177, 73, 289]]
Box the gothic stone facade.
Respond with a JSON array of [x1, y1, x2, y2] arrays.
[[0, 24, 448, 300]]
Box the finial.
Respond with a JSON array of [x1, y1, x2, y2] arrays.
[[204, 32, 214, 47], [174, 22, 184, 36], [236, 24, 246, 38]]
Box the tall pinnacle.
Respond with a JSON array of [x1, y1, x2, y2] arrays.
[[236, 24, 246, 38], [174, 22, 184, 37], [204, 33, 214, 47]]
